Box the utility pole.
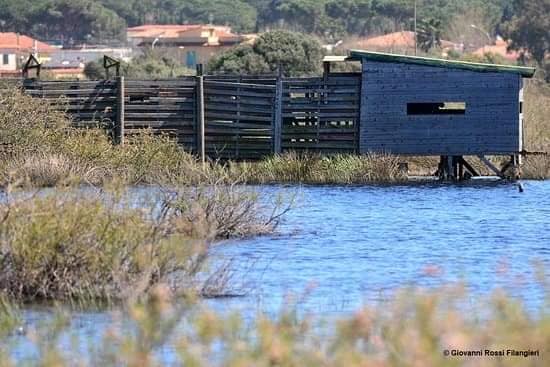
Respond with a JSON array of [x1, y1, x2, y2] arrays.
[[414, 0, 417, 56]]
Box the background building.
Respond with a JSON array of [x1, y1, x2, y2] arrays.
[[0, 32, 55, 77], [127, 24, 255, 68]]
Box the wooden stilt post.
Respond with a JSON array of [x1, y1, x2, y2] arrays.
[[196, 64, 206, 165], [512, 154, 521, 180], [437, 155, 446, 180], [273, 65, 283, 155], [447, 155, 454, 180], [115, 76, 125, 145], [458, 156, 464, 180]]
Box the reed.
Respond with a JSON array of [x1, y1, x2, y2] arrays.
[[166, 185, 292, 239], [0, 190, 210, 302], [233, 152, 407, 184], [0, 282, 547, 366], [522, 155, 550, 180]]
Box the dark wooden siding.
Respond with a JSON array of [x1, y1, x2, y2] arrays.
[[282, 75, 360, 154], [15, 75, 361, 160], [204, 80, 275, 159], [124, 79, 197, 149], [359, 61, 521, 155], [22, 79, 118, 128]]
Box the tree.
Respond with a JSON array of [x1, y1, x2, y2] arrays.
[[416, 18, 443, 52], [179, 0, 258, 33], [208, 30, 324, 76], [30, 0, 125, 43], [502, 0, 550, 64], [83, 59, 105, 79], [325, 0, 373, 36]]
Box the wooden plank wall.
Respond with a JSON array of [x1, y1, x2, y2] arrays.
[[360, 61, 521, 155], [204, 79, 276, 159], [22, 79, 118, 129], [14, 74, 362, 159], [282, 74, 361, 154], [124, 78, 197, 150]]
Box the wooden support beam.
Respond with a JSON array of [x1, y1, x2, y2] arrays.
[[323, 61, 330, 82], [114, 76, 125, 145], [459, 157, 479, 177], [477, 155, 504, 177], [196, 64, 206, 165], [103, 55, 120, 79], [447, 156, 454, 180], [273, 66, 283, 154]]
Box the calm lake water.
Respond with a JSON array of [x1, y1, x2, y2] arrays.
[[209, 180, 550, 315], [9, 180, 550, 362]]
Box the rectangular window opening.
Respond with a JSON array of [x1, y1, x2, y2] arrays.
[[2, 54, 9, 65], [407, 102, 466, 115]]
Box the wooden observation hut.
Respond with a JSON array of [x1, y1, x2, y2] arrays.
[[328, 50, 536, 179]]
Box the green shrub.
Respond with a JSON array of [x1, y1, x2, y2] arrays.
[[0, 190, 209, 302]]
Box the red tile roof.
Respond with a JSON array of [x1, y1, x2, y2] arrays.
[[473, 38, 521, 61], [0, 32, 55, 53], [127, 24, 236, 39], [355, 31, 416, 49]]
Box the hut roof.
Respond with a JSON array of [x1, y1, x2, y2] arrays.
[[347, 50, 535, 78]]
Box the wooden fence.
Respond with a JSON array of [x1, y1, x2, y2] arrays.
[[13, 73, 361, 160]]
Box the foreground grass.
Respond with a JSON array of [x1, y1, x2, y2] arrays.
[[0, 282, 547, 366], [0, 185, 289, 302], [0, 190, 205, 302]]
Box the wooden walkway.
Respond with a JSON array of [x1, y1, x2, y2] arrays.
[[17, 73, 361, 160]]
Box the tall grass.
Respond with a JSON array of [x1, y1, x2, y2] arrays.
[[0, 183, 288, 302], [523, 81, 550, 154], [522, 81, 550, 179], [233, 152, 407, 184], [0, 282, 547, 366], [166, 185, 292, 239], [0, 190, 209, 302], [0, 86, 225, 187]]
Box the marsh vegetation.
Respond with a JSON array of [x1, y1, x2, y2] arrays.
[[0, 76, 549, 366]]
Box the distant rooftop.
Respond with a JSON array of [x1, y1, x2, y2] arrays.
[[354, 31, 415, 50], [473, 37, 522, 61], [0, 32, 55, 53], [127, 24, 237, 39]]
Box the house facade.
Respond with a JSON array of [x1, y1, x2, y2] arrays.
[[0, 32, 55, 77], [127, 24, 255, 68]]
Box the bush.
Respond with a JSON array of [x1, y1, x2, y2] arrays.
[[167, 185, 292, 238], [0, 191, 209, 302]]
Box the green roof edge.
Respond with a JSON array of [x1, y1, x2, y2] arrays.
[[348, 50, 536, 78]]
